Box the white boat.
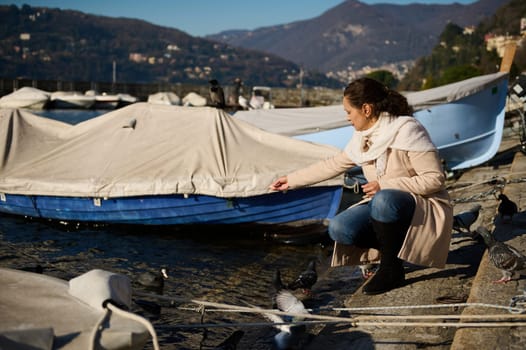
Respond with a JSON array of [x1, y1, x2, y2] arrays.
[[147, 91, 181, 105], [182, 92, 207, 106], [249, 86, 274, 109], [0, 268, 157, 350], [0, 86, 50, 109], [85, 90, 121, 109], [117, 93, 138, 107], [233, 72, 509, 171], [50, 91, 96, 109], [84, 90, 138, 109]]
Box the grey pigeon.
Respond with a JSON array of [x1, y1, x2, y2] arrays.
[[209, 79, 226, 109], [137, 267, 168, 293], [287, 260, 317, 295], [261, 290, 310, 350], [453, 204, 482, 234], [476, 226, 526, 284], [213, 330, 244, 350], [497, 194, 518, 222]]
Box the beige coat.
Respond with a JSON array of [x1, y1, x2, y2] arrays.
[[287, 149, 453, 268]]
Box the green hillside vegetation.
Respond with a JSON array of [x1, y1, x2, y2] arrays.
[[0, 4, 340, 88], [398, 0, 525, 91]]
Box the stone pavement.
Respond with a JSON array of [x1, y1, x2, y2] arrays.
[[304, 128, 526, 349]]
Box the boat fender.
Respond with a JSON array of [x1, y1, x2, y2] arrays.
[[68, 269, 132, 311]]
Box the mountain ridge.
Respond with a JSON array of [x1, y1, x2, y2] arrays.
[[207, 0, 510, 73], [0, 4, 339, 88]]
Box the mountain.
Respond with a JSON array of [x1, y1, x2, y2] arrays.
[[207, 0, 510, 74], [0, 4, 341, 88], [399, 0, 526, 90]]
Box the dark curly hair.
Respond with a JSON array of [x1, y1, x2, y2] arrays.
[[343, 77, 413, 117]]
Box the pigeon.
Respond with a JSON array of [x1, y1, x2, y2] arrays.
[[213, 330, 245, 350], [453, 204, 482, 234], [209, 79, 226, 109], [497, 194, 518, 222], [137, 267, 168, 293], [287, 260, 317, 295], [258, 290, 310, 350], [476, 226, 526, 284]]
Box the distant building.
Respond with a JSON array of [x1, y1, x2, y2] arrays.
[[129, 53, 147, 63], [485, 33, 520, 57], [463, 26, 475, 35]]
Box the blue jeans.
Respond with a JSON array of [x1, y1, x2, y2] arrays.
[[328, 189, 416, 246]]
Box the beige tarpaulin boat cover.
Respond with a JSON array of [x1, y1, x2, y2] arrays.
[[404, 72, 508, 110], [233, 72, 508, 136], [234, 105, 349, 136], [0, 103, 342, 198], [0, 268, 150, 350]]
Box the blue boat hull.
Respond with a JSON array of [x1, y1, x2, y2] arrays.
[[413, 77, 507, 170], [0, 186, 343, 226]]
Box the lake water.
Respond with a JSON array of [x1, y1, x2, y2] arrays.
[[0, 108, 363, 349]]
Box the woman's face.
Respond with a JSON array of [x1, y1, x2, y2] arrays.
[[343, 97, 376, 131]]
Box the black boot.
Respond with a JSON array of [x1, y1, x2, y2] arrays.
[[362, 219, 407, 295]]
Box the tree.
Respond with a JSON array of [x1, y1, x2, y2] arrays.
[[438, 65, 482, 86], [366, 70, 398, 88]]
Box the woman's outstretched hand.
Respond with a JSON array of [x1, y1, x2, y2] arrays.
[[269, 176, 289, 191], [361, 180, 380, 198]]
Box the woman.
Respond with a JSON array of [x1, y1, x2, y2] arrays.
[[269, 78, 453, 295]]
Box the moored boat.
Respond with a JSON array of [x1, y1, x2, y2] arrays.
[[147, 91, 181, 106], [85, 91, 138, 109], [0, 104, 343, 227], [50, 90, 96, 109], [233, 72, 509, 171], [85, 90, 121, 109], [0, 86, 50, 109]]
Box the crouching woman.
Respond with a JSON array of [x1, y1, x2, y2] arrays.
[[269, 77, 453, 295]]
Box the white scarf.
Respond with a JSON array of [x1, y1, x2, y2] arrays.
[[344, 114, 436, 176]]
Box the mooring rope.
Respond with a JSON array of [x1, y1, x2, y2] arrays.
[[447, 173, 526, 204], [332, 302, 523, 313], [133, 291, 526, 330]]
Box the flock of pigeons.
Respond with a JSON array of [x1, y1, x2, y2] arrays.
[[258, 260, 318, 350], [134, 260, 318, 349], [452, 193, 524, 285], [132, 192, 522, 349]]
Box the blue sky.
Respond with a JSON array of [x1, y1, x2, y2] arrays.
[[2, 0, 478, 37]]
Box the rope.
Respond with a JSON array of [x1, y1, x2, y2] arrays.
[[447, 176, 506, 193], [89, 308, 109, 350], [157, 319, 526, 330], [332, 302, 524, 313], [134, 291, 526, 330], [447, 172, 526, 194], [106, 302, 161, 350]]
